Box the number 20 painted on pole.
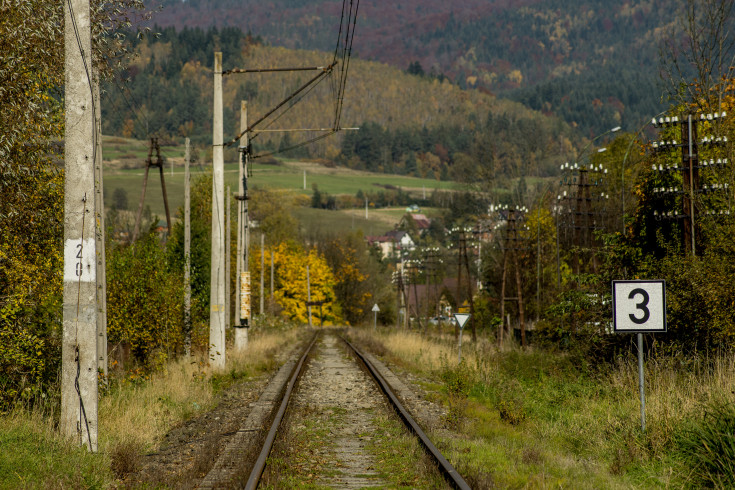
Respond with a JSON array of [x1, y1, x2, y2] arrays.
[[612, 280, 666, 333]]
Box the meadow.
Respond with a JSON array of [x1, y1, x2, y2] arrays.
[[348, 328, 735, 488], [102, 136, 456, 220]]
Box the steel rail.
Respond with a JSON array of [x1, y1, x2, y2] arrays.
[[342, 337, 472, 490], [243, 333, 318, 490]]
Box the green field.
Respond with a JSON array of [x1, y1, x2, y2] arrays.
[[104, 154, 458, 219], [294, 206, 445, 238]]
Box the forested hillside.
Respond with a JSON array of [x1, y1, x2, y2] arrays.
[[147, 0, 676, 136], [103, 26, 579, 181]]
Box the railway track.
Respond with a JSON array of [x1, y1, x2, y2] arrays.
[[199, 329, 470, 489]]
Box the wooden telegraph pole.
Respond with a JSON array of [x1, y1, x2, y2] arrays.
[[210, 52, 226, 369], [495, 207, 528, 347], [131, 138, 171, 242], [62, 0, 98, 450]]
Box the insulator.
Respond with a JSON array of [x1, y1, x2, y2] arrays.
[[708, 113, 714, 120], [672, 140, 678, 145], [652, 164, 657, 170], [722, 111, 728, 118], [659, 117, 664, 125], [653, 142, 659, 149], [674, 116, 680, 122], [665, 116, 671, 123], [659, 164, 664, 171], [701, 114, 707, 120], [652, 118, 658, 126], [724, 136, 729, 142]]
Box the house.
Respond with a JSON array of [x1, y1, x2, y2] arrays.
[[399, 213, 432, 238], [366, 230, 415, 259]]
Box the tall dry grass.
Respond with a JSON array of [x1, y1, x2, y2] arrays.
[[359, 327, 735, 486], [99, 328, 300, 452], [366, 329, 490, 373]]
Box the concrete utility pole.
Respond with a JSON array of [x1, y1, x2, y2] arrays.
[[306, 264, 313, 328], [93, 73, 107, 380], [260, 233, 265, 315], [270, 251, 274, 303], [62, 0, 98, 451], [235, 101, 249, 351], [184, 138, 192, 356], [225, 187, 231, 330], [209, 52, 226, 370]]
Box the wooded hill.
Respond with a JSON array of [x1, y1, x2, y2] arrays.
[[147, 0, 675, 137], [103, 26, 580, 182]]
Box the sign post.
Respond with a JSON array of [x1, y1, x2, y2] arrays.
[[372, 303, 380, 330], [454, 313, 471, 363], [612, 280, 667, 431]]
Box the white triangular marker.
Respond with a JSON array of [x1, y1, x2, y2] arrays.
[[454, 313, 471, 329]]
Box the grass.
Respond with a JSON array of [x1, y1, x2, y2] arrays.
[[102, 138, 458, 218], [260, 404, 341, 489], [0, 412, 111, 489], [365, 412, 445, 488], [294, 206, 446, 238], [352, 328, 735, 488], [0, 328, 300, 488]]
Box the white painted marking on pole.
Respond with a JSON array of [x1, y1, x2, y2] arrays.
[[64, 238, 96, 282]]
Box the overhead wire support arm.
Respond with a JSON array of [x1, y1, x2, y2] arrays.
[[223, 66, 333, 75], [224, 61, 338, 148], [251, 127, 360, 133]]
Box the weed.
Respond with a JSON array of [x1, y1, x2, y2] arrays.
[[110, 441, 141, 479], [675, 399, 735, 488], [440, 358, 476, 429], [497, 399, 526, 425]]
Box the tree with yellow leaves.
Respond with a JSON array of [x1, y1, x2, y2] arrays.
[[251, 241, 341, 325]]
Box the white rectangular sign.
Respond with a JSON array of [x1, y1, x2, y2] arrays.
[[64, 238, 96, 283], [612, 280, 666, 333]]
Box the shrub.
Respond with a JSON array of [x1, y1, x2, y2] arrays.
[[107, 230, 185, 370]]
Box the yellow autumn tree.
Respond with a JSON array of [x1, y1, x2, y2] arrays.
[[251, 241, 341, 325]]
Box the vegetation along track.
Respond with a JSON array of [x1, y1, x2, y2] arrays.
[[201, 329, 470, 489]]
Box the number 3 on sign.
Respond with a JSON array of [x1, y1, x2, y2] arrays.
[[612, 280, 666, 333]]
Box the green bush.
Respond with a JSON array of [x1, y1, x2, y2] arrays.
[[107, 230, 185, 370]]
